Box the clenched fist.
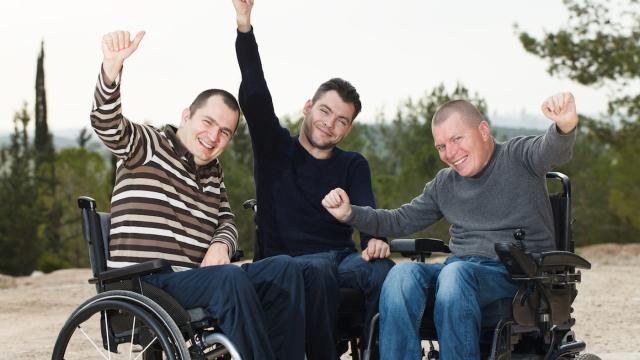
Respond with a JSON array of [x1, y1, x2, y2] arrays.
[[322, 188, 352, 222], [541, 92, 578, 134]]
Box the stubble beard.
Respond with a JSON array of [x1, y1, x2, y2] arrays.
[[302, 116, 335, 151]]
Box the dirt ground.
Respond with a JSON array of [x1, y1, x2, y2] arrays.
[[1, 243, 639, 359]]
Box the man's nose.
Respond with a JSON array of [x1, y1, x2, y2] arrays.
[[445, 144, 456, 160], [323, 117, 336, 129], [207, 126, 220, 143]]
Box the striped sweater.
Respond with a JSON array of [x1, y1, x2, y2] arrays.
[[90, 68, 238, 271]]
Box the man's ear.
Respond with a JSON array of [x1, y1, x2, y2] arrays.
[[479, 120, 491, 141], [181, 108, 191, 125], [303, 99, 313, 116]]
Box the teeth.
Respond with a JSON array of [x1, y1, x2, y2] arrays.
[[453, 157, 466, 166], [198, 138, 213, 149]]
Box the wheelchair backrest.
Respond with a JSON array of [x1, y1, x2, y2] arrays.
[[545, 172, 573, 252], [77, 196, 111, 280]]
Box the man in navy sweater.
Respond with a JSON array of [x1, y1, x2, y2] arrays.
[[232, 0, 394, 358]]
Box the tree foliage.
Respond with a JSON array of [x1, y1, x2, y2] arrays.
[[0, 105, 41, 275], [218, 119, 258, 255], [5, 0, 640, 275], [519, 0, 640, 242], [48, 147, 112, 269]]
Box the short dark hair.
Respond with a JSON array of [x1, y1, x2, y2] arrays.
[[432, 99, 484, 127], [189, 89, 241, 123], [311, 78, 362, 121]]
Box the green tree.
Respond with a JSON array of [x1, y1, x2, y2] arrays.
[[77, 127, 92, 148], [33, 41, 63, 270], [218, 119, 258, 256], [40, 147, 113, 269], [34, 41, 55, 169], [519, 0, 640, 241], [0, 104, 41, 275]]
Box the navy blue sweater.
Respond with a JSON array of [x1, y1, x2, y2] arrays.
[[236, 29, 378, 257]]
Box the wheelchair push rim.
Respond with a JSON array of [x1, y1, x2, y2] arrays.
[[52, 290, 190, 360]]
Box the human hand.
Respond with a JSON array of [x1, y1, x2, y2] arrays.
[[232, 0, 254, 33], [362, 238, 391, 262], [101, 30, 145, 84], [541, 92, 578, 134], [321, 188, 352, 222], [201, 242, 231, 267]]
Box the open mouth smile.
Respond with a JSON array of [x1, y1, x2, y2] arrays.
[[198, 137, 215, 152]]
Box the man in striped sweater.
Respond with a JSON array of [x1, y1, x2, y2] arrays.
[[91, 30, 305, 360]]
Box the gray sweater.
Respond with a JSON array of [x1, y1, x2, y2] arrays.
[[347, 124, 576, 259]]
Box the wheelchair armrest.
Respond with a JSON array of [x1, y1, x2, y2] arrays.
[[537, 250, 591, 270], [390, 238, 451, 258], [495, 242, 538, 278], [90, 259, 170, 284]]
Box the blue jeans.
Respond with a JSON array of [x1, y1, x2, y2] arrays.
[[143, 255, 305, 360], [379, 256, 518, 360], [293, 249, 394, 360]]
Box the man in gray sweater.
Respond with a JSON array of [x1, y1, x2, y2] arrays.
[[322, 92, 579, 359]]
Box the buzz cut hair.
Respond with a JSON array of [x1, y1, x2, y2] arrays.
[[432, 99, 485, 127]]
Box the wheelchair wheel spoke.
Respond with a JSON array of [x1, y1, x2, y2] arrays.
[[103, 311, 112, 360], [128, 316, 136, 360], [133, 336, 158, 360], [77, 325, 110, 360]]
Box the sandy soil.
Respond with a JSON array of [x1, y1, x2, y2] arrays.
[[1, 244, 639, 359]]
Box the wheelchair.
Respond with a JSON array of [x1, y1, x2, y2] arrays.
[[242, 199, 369, 360], [362, 172, 601, 360], [52, 196, 243, 359]]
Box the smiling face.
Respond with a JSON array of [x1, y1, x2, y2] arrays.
[[432, 113, 494, 177], [300, 90, 355, 151], [177, 95, 239, 166]]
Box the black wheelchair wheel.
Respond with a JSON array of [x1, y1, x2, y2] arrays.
[[574, 354, 602, 360], [52, 290, 190, 360]]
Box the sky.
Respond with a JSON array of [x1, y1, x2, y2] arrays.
[[0, 0, 612, 134]]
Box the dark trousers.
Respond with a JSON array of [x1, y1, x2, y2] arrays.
[[143, 255, 305, 360], [293, 249, 394, 359]]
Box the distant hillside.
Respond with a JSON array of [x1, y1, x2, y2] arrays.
[[491, 126, 544, 142], [0, 129, 105, 151]]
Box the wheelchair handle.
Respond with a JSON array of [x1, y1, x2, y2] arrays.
[[78, 196, 97, 210]]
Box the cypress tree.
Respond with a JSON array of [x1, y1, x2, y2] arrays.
[[34, 41, 55, 168], [33, 41, 62, 271]]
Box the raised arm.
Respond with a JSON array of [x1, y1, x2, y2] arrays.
[[233, 0, 291, 156], [517, 92, 579, 175], [90, 30, 154, 165]]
